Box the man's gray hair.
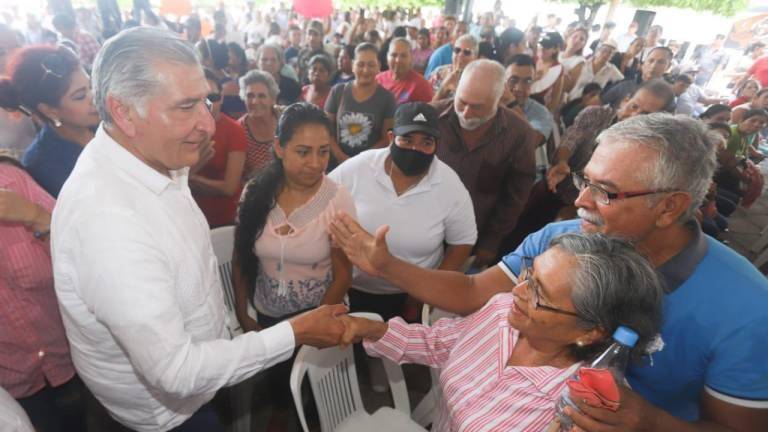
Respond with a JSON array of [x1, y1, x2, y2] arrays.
[[239, 69, 280, 100], [454, 34, 479, 55], [550, 232, 663, 361], [91, 27, 200, 126], [461, 59, 505, 101], [256, 43, 284, 65], [596, 113, 718, 221]]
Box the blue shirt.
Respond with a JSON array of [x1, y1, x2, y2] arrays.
[[522, 99, 553, 140], [500, 219, 768, 421], [21, 125, 83, 198], [425, 43, 453, 79]]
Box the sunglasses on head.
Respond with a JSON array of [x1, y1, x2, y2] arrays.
[[39, 53, 68, 85], [207, 93, 222, 103], [453, 47, 473, 56]]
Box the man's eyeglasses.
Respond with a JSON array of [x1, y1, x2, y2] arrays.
[[507, 76, 534, 88], [207, 93, 222, 103], [518, 255, 579, 317], [453, 47, 473, 57], [572, 172, 675, 205]]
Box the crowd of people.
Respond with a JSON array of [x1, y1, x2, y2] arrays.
[[0, 3, 767, 432]]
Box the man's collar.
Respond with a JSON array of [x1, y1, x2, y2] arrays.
[[93, 125, 181, 195], [656, 220, 708, 293]]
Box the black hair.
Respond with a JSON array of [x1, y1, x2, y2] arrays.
[[674, 74, 693, 85], [582, 82, 602, 96], [478, 41, 497, 61], [508, 53, 535, 68], [498, 27, 525, 63], [393, 26, 408, 38], [234, 103, 334, 293], [227, 42, 247, 76], [699, 103, 731, 120], [631, 78, 675, 110], [417, 28, 430, 38], [708, 122, 731, 137], [308, 54, 333, 74], [207, 39, 229, 70], [203, 68, 222, 92], [741, 108, 768, 122], [354, 42, 379, 58]]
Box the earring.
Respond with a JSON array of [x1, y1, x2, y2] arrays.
[[52, 118, 62, 128], [576, 340, 585, 347]]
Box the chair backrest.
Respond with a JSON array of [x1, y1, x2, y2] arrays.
[[209, 225, 243, 337], [290, 312, 411, 432]]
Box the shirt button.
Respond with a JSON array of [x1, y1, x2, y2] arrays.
[[38, 350, 45, 358]]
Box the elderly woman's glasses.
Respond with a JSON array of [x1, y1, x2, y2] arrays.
[[518, 256, 579, 317], [207, 93, 222, 103], [572, 172, 675, 205]]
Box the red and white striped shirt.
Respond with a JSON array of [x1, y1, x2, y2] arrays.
[[0, 164, 74, 398], [364, 293, 580, 431]]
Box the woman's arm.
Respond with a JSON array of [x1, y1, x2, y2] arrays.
[[190, 151, 246, 196], [546, 71, 565, 114], [232, 252, 260, 332], [325, 110, 350, 162], [320, 247, 352, 305], [437, 244, 473, 271], [563, 62, 584, 93], [0, 189, 50, 237], [373, 118, 395, 149]]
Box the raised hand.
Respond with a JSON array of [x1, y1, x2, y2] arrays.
[[329, 211, 392, 277], [546, 161, 571, 193], [289, 304, 348, 348]]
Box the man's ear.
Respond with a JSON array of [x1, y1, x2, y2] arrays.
[[107, 95, 138, 138], [655, 192, 692, 229]]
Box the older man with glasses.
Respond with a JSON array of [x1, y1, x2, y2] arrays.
[[330, 113, 768, 432], [430, 34, 479, 101]]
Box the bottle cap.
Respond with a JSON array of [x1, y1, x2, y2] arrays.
[[613, 326, 639, 347]]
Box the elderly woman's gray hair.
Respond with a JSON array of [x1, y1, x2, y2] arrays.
[[454, 34, 480, 55], [239, 70, 280, 101], [550, 232, 663, 362], [256, 43, 284, 65], [91, 27, 200, 126], [595, 113, 718, 221]]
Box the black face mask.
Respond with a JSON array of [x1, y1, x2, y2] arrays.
[[390, 142, 435, 176]]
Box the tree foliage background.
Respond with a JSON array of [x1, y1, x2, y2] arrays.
[[548, 0, 749, 26]]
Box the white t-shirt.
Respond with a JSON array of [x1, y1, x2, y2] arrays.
[[568, 60, 625, 101], [0, 387, 33, 432], [329, 148, 477, 295]]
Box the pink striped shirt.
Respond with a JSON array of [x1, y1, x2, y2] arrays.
[[0, 164, 74, 398], [364, 293, 580, 431]]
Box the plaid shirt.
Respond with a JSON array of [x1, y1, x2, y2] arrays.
[[0, 164, 74, 398], [74, 30, 101, 67]]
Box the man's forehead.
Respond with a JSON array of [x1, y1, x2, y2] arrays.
[[155, 63, 208, 102]]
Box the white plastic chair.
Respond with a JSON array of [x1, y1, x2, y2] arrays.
[[209, 225, 252, 432], [289, 312, 425, 432]]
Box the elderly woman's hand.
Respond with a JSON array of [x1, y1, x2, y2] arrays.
[[330, 211, 392, 277]]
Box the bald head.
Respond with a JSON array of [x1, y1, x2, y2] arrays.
[[454, 59, 505, 130]]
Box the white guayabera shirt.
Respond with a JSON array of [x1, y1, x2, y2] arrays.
[[51, 126, 295, 431]]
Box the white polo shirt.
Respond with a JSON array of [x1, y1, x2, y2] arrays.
[[329, 148, 477, 295], [51, 126, 295, 431]]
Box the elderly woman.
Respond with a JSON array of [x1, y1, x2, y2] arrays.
[[0, 46, 99, 198], [568, 40, 624, 102], [430, 34, 478, 101], [238, 70, 281, 180], [339, 233, 662, 431], [255, 43, 301, 105]]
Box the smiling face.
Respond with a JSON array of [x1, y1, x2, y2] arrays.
[[119, 62, 215, 174], [353, 49, 379, 86], [388, 40, 413, 78], [243, 81, 276, 117], [508, 247, 593, 347], [275, 123, 331, 188]]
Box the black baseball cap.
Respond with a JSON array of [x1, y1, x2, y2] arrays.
[[393, 102, 441, 138], [540, 32, 564, 49]]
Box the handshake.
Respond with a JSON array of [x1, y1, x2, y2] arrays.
[[287, 304, 388, 349]]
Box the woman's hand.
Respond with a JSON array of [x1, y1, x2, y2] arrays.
[[0, 189, 49, 233], [238, 314, 262, 333]]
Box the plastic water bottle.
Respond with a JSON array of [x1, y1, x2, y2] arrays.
[[555, 326, 639, 431]]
